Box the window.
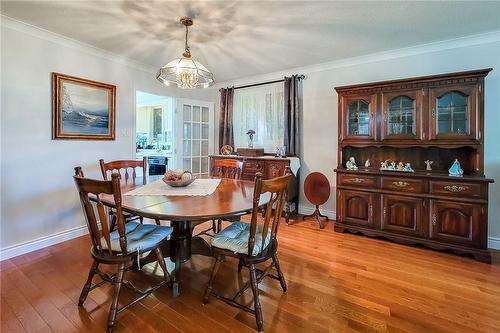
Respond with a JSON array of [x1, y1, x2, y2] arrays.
[[233, 82, 284, 153]]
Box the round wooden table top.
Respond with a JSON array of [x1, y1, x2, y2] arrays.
[[97, 177, 270, 222], [303, 172, 331, 206]]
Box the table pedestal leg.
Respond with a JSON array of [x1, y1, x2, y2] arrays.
[[302, 205, 329, 229]]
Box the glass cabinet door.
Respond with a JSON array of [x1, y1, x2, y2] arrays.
[[341, 94, 376, 141], [381, 90, 422, 140], [430, 85, 478, 141]]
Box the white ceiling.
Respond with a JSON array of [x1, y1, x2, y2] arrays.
[[2, 1, 500, 83]]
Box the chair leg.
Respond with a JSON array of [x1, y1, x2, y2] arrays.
[[109, 213, 117, 232], [272, 254, 287, 292], [203, 255, 222, 304], [249, 264, 264, 333], [78, 260, 99, 306], [217, 219, 222, 233], [107, 263, 125, 333], [237, 259, 244, 273], [154, 247, 170, 281], [155, 219, 161, 225], [139, 216, 144, 224], [211, 219, 217, 233]]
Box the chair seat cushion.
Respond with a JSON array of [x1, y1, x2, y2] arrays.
[[101, 222, 173, 254], [211, 221, 270, 255]]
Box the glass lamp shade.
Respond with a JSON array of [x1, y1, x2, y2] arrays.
[[156, 57, 214, 89]]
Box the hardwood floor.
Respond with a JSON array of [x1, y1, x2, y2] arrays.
[[2, 217, 500, 333]]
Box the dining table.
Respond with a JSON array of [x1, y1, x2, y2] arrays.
[[92, 176, 269, 297]]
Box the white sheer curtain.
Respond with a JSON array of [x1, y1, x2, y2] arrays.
[[233, 82, 284, 153]]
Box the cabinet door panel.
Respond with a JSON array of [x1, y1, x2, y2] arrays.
[[429, 200, 485, 248], [264, 161, 288, 179], [340, 94, 377, 141], [381, 90, 423, 141], [429, 85, 478, 141], [381, 195, 425, 237], [339, 190, 377, 228]]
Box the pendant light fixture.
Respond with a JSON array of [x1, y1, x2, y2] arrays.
[[156, 17, 214, 89]]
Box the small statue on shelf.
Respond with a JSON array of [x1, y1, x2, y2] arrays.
[[389, 161, 397, 170], [380, 160, 388, 170], [448, 159, 464, 176], [365, 159, 371, 168], [404, 163, 414, 172], [397, 162, 405, 171], [424, 160, 433, 171], [346, 157, 358, 170]]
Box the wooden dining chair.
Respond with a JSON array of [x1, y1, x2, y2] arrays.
[[212, 158, 244, 179], [203, 167, 292, 333], [74, 167, 172, 333], [99, 157, 159, 228], [198, 159, 245, 236]]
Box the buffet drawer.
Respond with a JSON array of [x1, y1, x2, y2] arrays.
[[381, 177, 423, 193], [338, 174, 377, 188], [241, 160, 265, 180], [430, 181, 482, 198]]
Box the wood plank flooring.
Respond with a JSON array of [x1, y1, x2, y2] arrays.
[[1, 217, 500, 333]]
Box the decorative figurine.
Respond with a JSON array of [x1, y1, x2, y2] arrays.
[[424, 160, 433, 171], [364, 159, 371, 168], [448, 159, 464, 176], [389, 161, 397, 170], [346, 157, 358, 170], [403, 163, 414, 172], [246, 129, 255, 148], [380, 160, 388, 170], [397, 162, 405, 171]]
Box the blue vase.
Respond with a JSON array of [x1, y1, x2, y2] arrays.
[[448, 159, 464, 176]]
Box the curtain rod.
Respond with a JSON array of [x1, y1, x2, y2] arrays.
[[232, 74, 305, 90]]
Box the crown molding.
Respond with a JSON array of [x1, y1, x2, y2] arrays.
[[0, 14, 157, 74], [214, 29, 500, 89]]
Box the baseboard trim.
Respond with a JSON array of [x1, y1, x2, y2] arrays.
[[298, 205, 336, 220], [488, 237, 500, 250], [0, 225, 88, 261]]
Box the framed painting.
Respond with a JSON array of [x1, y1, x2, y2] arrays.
[[52, 72, 116, 140]]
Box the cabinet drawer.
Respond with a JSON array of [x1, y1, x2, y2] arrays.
[[430, 181, 482, 198], [338, 174, 377, 188], [381, 177, 423, 193]]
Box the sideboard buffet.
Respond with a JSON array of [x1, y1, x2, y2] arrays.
[[334, 69, 494, 262], [209, 154, 300, 221]]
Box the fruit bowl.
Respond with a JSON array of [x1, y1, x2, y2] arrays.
[[162, 170, 195, 187]]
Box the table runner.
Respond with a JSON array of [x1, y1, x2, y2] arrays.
[[124, 178, 221, 196]]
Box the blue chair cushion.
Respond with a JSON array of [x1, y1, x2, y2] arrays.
[[211, 221, 270, 256], [101, 222, 173, 254]]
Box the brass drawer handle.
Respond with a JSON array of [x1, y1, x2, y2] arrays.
[[392, 181, 409, 188], [432, 213, 437, 227], [351, 177, 365, 183], [444, 185, 468, 193]]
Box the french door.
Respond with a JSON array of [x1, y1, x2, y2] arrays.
[[176, 99, 214, 177]]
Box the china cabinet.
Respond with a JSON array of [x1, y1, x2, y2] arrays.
[[334, 69, 493, 262]]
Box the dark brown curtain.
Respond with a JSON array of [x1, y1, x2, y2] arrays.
[[284, 75, 302, 156], [218, 87, 234, 149]]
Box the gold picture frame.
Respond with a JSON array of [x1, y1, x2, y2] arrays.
[[52, 72, 116, 140]]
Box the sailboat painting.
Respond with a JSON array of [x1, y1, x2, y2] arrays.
[[52, 73, 115, 140]]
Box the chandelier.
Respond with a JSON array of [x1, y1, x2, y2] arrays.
[[156, 17, 214, 89]]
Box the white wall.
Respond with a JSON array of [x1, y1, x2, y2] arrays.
[[214, 33, 500, 247], [0, 17, 216, 257]]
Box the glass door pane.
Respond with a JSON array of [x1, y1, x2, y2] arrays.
[[347, 99, 370, 136], [437, 92, 468, 135], [387, 96, 415, 135], [177, 99, 214, 177]]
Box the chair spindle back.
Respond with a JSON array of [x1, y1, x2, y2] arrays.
[[99, 157, 147, 185], [74, 167, 128, 255], [212, 159, 243, 179], [248, 166, 291, 256]]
